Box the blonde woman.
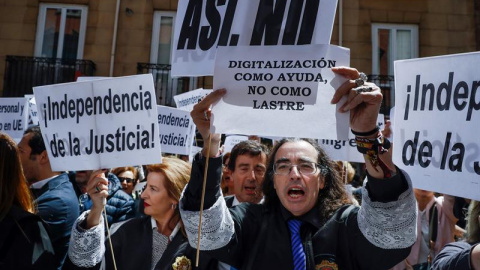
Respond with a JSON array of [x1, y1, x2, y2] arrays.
[[65, 157, 217, 270]]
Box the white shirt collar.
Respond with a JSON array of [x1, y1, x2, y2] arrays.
[[232, 196, 240, 207], [150, 217, 181, 241], [30, 175, 58, 189], [233, 195, 264, 206]]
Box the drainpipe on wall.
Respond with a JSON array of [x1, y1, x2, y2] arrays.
[[339, 0, 343, 46], [109, 0, 121, 77]]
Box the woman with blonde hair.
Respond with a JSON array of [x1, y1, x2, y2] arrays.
[[0, 132, 55, 269], [65, 157, 217, 270]]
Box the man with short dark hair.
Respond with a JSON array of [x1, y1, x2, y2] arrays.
[[18, 126, 79, 270], [223, 140, 269, 207]]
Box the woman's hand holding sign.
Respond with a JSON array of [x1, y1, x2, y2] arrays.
[[86, 169, 109, 229]]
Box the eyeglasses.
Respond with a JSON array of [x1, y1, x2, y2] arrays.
[[118, 177, 135, 183], [273, 162, 318, 175]]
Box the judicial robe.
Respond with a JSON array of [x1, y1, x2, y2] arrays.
[[64, 216, 217, 270], [180, 154, 417, 270]]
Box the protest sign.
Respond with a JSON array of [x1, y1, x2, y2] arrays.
[[172, 0, 338, 76], [157, 105, 196, 155], [0, 98, 28, 142], [394, 52, 480, 200], [223, 135, 249, 153], [76, 76, 109, 82], [174, 88, 212, 111], [211, 44, 350, 140], [33, 74, 162, 171], [24, 95, 39, 127], [319, 115, 385, 163]]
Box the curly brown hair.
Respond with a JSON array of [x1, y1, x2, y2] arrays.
[[262, 138, 351, 224]]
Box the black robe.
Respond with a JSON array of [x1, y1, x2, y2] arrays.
[[63, 216, 217, 270], [182, 154, 415, 270]]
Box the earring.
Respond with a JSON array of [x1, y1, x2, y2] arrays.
[[171, 203, 177, 210]]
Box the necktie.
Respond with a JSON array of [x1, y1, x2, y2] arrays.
[[288, 219, 306, 270]]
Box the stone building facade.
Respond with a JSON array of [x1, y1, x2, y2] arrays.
[[0, 0, 478, 110]]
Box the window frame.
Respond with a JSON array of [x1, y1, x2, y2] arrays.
[[34, 3, 88, 59], [371, 23, 419, 75]]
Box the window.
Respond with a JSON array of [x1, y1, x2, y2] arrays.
[[34, 4, 88, 59], [150, 11, 197, 106], [372, 24, 418, 111], [372, 24, 418, 76]]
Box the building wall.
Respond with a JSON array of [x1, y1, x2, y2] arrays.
[[0, 0, 477, 95], [333, 0, 477, 73]]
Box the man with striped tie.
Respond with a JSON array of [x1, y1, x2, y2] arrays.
[[180, 67, 417, 269]]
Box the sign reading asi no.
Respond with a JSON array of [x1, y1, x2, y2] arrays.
[[172, 0, 338, 76]]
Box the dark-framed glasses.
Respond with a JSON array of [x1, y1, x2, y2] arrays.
[[273, 162, 318, 175], [119, 177, 135, 183]]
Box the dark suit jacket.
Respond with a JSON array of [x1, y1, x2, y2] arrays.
[[31, 173, 80, 270]]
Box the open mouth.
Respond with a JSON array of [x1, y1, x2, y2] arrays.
[[288, 187, 305, 198], [244, 186, 257, 195]]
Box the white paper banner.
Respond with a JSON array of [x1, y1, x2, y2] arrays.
[[174, 88, 212, 111], [319, 115, 386, 163], [223, 135, 249, 154], [394, 52, 480, 200], [24, 95, 39, 127], [33, 74, 162, 171], [0, 98, 28, 142], [172, 0, 338, 76], [157, 105, 196, 155], [212, 44, 350, 139]]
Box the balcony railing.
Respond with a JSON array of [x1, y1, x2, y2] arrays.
[[3, 55, 96, 97], [137, 62, 203, 107], [368, 74, 395, 117]]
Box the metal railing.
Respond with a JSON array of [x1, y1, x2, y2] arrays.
[[368, 74, 395, 117], [3, 55, 96, 97], [137, 62, 203, 107]]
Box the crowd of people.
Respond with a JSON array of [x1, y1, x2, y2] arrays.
[[0, 66, 478, 270]]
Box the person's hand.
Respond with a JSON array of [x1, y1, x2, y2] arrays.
[[191, 89, 226, 157], [85, 169, 108, 228], [330, 67, 382, 133]]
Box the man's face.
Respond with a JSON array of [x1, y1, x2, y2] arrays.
[[231, 153, 267, 204], [18, 133, 39, 183], [273, 141, 324, 217], [75, 170, 93, 191]]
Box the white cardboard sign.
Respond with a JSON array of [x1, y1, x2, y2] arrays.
[[223, 135, 249, 154], [157, 105, 196, 155], [319, 115, 386, 163], [24, 95, 39, 127], [174, 88, 212, 111], [33, 74, 162, 171], [0, 98, 28, 142], [172, 0, 338, 76], [394, 52, 480, 200], [212, 44, 350, 140]]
